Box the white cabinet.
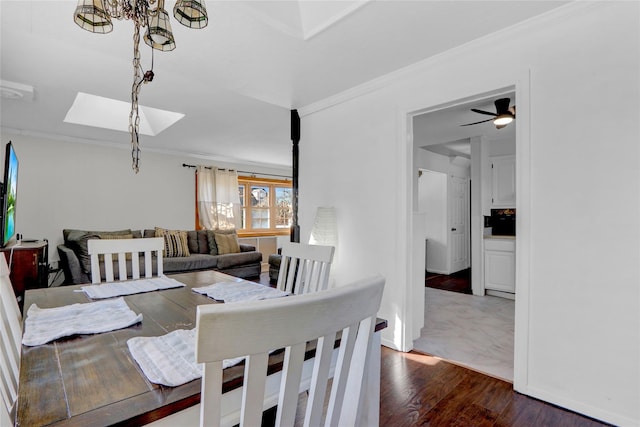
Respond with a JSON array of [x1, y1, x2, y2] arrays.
[[491, 155, 516, 207], [484, 237, 515, 294]]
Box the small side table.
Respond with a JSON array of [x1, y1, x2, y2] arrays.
[[1, 240, 49, 309]]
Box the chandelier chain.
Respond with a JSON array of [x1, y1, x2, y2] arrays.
[[130, 19, 143, 173], [74, 0, 208, 172]]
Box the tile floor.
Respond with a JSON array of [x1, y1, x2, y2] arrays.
[[413, 287, 515, 381]]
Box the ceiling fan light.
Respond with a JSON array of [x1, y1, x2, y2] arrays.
[[174, 0, 209, 29], [493, 114, 513, 126], [73, 0, 113, 33]]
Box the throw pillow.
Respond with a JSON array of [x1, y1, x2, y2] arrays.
[[214, 230, 240, 255], [155, 227, 190, 258], [97, 233, 135, 260]]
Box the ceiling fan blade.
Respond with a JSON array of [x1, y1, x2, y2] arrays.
[[460, 118, 493, 126], [470, 108, 497, 117]]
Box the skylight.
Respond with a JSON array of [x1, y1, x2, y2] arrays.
[[64, 92, 184, 136]]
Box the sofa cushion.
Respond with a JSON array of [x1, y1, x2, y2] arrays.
[[162, 254, 218, 273], [185, 230, 211, 254], [63, 228, 132, 244], [97, 233, 135, 260], [215, 231, 240, 255], [186, 231, 199, 254], [206, 230, 218, 255], [64, 229, 133, 274], [206, 229, 238, 255], [216, 251, 263, 270], [155, 228, 190, 258], [197, 230, 209, 254]]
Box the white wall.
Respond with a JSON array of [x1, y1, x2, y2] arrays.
[[298, 2, 639, 425], [417, 169, 447, 273], [0, 133, 290, 266]]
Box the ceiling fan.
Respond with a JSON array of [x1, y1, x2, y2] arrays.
[[461, 98, 516, 129]]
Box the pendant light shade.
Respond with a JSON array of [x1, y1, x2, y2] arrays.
[[144, 8, 176, 51], [74, 0, 113, 33], [174, 0, 209, 29]]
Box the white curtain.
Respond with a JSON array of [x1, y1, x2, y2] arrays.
[[197, 166, 241, 230]]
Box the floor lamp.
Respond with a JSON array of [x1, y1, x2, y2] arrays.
[[309, 207, 338, 287]]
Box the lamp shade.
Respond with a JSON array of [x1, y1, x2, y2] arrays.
[[309, 207, 338, 248], [74, 0, 113, 33], [144, 8, 176, 51], [174, 0, 209, 29]]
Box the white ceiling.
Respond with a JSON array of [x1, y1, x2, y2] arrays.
[[0, 1, 568, 169], [414, 91, 516, 159]]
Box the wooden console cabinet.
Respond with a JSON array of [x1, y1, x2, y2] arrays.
[[1, 240, 48, 305]]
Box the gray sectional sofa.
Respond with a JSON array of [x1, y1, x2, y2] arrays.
[[57, 228, 263, 285]]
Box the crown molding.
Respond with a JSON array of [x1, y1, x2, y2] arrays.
[[0, 126, 292, 172], [298, 0, 604, 117]]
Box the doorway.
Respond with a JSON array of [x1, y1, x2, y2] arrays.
[[410, 89, 518, 381], [417, 168, 470, 283]]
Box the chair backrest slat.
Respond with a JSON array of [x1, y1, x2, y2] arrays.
[[276, 242, 335, 295], [87, 237, 164, 284], [0, 254, 22, 423], [195, 274, 385, 427]]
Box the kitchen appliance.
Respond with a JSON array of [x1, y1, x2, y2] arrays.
[[490, 208, 516, 236]]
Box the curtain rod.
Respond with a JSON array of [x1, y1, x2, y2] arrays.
[[181, 163, 291, 179]]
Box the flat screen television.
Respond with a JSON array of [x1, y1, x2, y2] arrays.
[[1, 142, 18, 247]]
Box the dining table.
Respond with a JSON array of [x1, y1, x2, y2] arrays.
[[16, 270, 386, 426]]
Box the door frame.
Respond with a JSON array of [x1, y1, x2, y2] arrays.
[[397, 70, 532, 393]]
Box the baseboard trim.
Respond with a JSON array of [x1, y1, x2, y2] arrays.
[[520, 384, 637, 427]]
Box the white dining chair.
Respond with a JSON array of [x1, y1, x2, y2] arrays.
[[276, 242, 335, 295], [87, 237, 164, 284], [148, 274, 385, 427], [0, 255, 22, 425]]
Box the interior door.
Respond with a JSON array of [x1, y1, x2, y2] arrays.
[[449, 176, 470, 273]]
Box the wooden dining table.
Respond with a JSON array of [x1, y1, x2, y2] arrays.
[[16, 270, 386, 426]]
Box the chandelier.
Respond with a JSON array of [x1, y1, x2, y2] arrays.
[[73, 0, 208, 173]]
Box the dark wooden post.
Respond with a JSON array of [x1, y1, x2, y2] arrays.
[[291, 109, 300, 243]]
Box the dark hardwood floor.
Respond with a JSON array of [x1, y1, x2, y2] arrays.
[[379, 347, 611, 426], [426, 268, 472, 294], [255, 273, 608, 425]]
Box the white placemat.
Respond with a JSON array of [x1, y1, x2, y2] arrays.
[[80, 276, 185, 299], [127, 329, 245, 387], [192, 281, 289, 303], [22, 297, 143, 346]]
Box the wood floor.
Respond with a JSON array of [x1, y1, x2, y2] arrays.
[[254, 273, 609, 425], [379, 347, 611, 426], [426, 268, 472, 294]]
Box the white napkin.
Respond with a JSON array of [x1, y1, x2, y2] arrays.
[[81, 276, 185, 300], [22, 297, 143, 346], [192, 281, 289, 303], [127, 329, 245, 387]]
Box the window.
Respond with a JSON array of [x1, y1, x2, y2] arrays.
[[238, 177, 292, 237]]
